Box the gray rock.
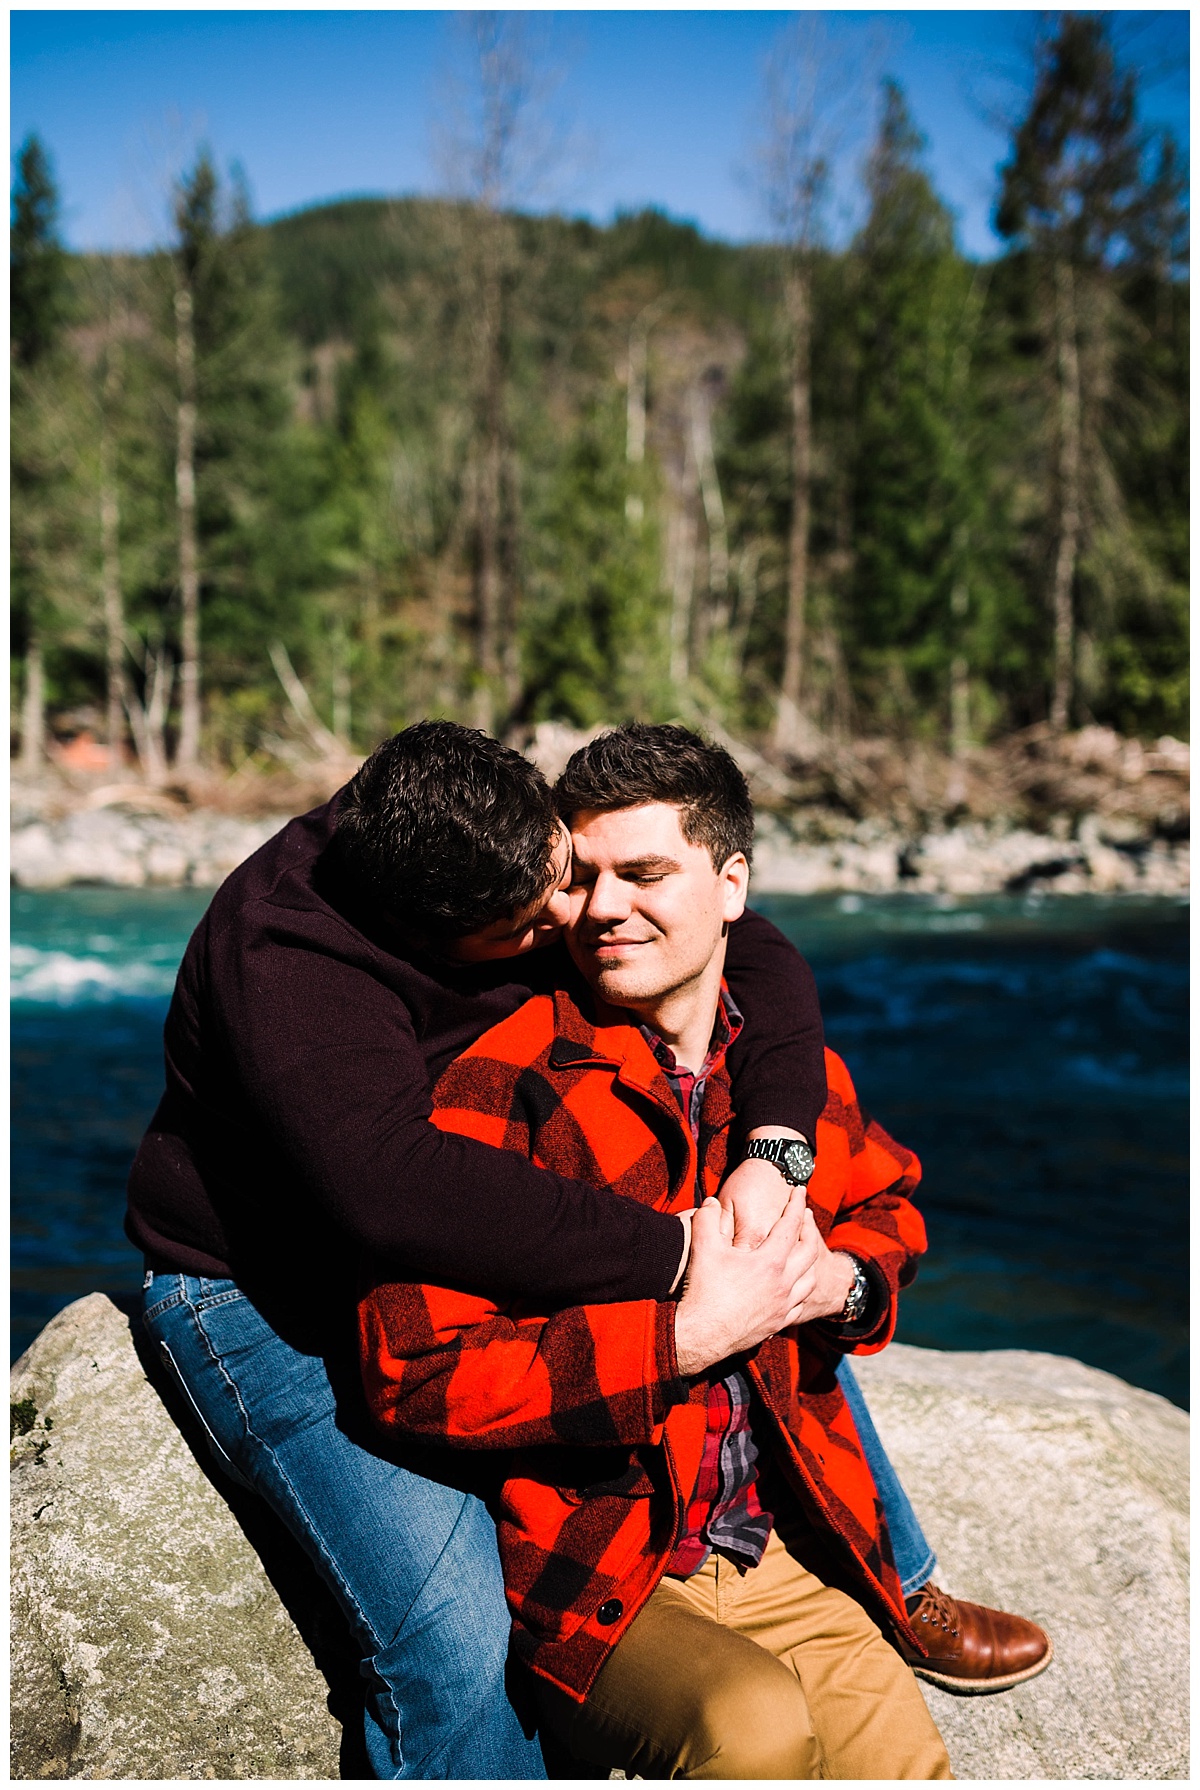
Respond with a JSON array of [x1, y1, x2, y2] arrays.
[[10, 811, 287, 891], [11, 797, 1188, 898], [11, 1302, 1188, 1780], [750, 819, 1190, 898], [852, 1343, 1189, 1781], [10, 1294, 344, 1780]]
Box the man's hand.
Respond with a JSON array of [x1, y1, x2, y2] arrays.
[[719, 1126, 808, 1248], [797, 1216, 857, 1324], [672, 1189, 831, 1375], [718, 1157, 793, 1249]]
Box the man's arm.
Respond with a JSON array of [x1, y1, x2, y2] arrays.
[[717, 909, 828, 1249], [187, 924, 688, 1305], [361, 1189, 815, 1447], [361, 1282, 685, 1450], [722, 907, 826, 1141], [803, 1050, 929, 1354]]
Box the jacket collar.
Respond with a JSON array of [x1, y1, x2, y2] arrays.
[[546, 983, 734, 1119]]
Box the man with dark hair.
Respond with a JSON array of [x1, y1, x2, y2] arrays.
[[360, 723, 961, 1775], [130, 720, 835, 1778], [554, 720, 757, 870], [331, 722, 568, 950], [551, 727, 1050, 1700], [132, 719, 1046, 1779]]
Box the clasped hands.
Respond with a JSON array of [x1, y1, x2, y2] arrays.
[[673, 1154, 855, 1379]]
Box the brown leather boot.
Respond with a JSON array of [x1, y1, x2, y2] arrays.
[[902, 1582, 1052, 1693]]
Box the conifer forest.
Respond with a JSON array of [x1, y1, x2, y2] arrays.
[[10, 15, 1189, 786]]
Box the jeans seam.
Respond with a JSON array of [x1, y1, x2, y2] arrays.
[[188, 1299, 387, 1655], [192, 1288, 247, 1312], [379, 1491, 511, 1777], [156, 1338, 255, 1491], [144, 1290, 185, 1322]]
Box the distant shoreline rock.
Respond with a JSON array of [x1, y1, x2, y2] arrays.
[[751, 813, 1189, 897], [10, 799, 288, 892], [10, 724, 1190, 897], [11, 1295, 1188, 1780], [9, 800, 1188, 898]]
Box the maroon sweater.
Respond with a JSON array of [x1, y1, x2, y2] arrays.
[[126, 794, 826, 1332]]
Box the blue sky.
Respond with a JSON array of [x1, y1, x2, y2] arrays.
[[10, 10, 1190, 259]]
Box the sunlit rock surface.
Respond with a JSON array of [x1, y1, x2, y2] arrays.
[[853, 1343, 1189, 1781], [11, 1299, 1188, 1780], [10, 1294, 343, 1780]]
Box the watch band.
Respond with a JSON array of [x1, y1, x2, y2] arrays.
[[743, 1136, 815, 1186], [835, 1254, 871, 1325]]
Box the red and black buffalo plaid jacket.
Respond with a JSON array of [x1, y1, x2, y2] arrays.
[[360, 986, 929, 1702]]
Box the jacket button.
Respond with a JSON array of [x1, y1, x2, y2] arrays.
[[596, 1599, 623, 1626]]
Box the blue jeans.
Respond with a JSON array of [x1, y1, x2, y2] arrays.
[[837, 1356, 936, 1597], [141, 1271, 545, 1781], [142, 1275, 934, 1778]]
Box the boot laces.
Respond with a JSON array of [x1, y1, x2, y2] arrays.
[[909, 1582, 960, 1636]]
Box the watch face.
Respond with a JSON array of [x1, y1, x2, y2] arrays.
[[785, 1141, 815, 1183]]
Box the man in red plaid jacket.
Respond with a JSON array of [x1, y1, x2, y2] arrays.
[[361, 727, 955, 1777]]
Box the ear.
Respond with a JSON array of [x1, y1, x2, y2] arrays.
[[719, 852, 750, 925]]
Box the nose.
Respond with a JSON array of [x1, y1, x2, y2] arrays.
[[583, 870, 633, 928]]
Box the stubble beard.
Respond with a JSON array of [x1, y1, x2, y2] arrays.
[[588, 943, 715, 1019]]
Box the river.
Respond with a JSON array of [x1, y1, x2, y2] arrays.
[[11, 886, 1188, 1408]]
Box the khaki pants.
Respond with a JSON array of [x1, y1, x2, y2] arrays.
[[535, 1530, 953, 1780]]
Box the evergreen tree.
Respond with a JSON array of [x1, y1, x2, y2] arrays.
[[522, 390, 667, 726], [159, 153, 294, 770], [11, 134, 68, 367], [11, 135, 77, 768], [5, 76, 1187, 773], [849, 82, 985, 736], [996, 14, 1151, 729]]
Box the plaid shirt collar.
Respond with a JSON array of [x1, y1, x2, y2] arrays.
[[637, 984, 743, 1147]]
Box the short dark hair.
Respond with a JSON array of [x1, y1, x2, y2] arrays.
[[331, 721, 560, 940], [554, 724, 754, 868]]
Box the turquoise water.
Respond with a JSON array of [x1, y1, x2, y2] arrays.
[[11, 887, 1189, 1408]]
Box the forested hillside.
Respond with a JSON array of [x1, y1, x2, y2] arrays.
[[11, 16, 1188, 783]]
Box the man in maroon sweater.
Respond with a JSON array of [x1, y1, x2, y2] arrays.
[[131, 723, 835, 1778], [130, 722, 1046, 1779]]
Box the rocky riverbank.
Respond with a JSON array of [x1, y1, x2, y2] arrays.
[[10, 724, 1190, 897], [745, 721, 1190, 896], [751, 812, 1189, 895], [11, 1295, 1189, 1780]]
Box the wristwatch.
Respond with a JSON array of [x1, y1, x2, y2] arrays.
[[835, 1254, 871, 1326], [743, 1136, 815, 1187]]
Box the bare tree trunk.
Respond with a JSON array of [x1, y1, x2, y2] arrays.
[[174, 281, 201, 772], [499, 439, 523, 723], [730, 540, 762, 677], [775, 263, 812, 751], [269, 641, 345, 759], [471, 219, 506, 735], [666, 453, 698, 690], [949, 521, 971, 762], [100, 468, 124, 772], [687, 383, 730, 664], [950, 644, 970, 759], [330, 617, 351, 746], [947, 566, 970, 806], [99, 349, 125, 771], [1049, 259, 1081, 732], [123, 638, 173, 785], [625, 316, 650, 525], [20, 635, 45, 773]]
